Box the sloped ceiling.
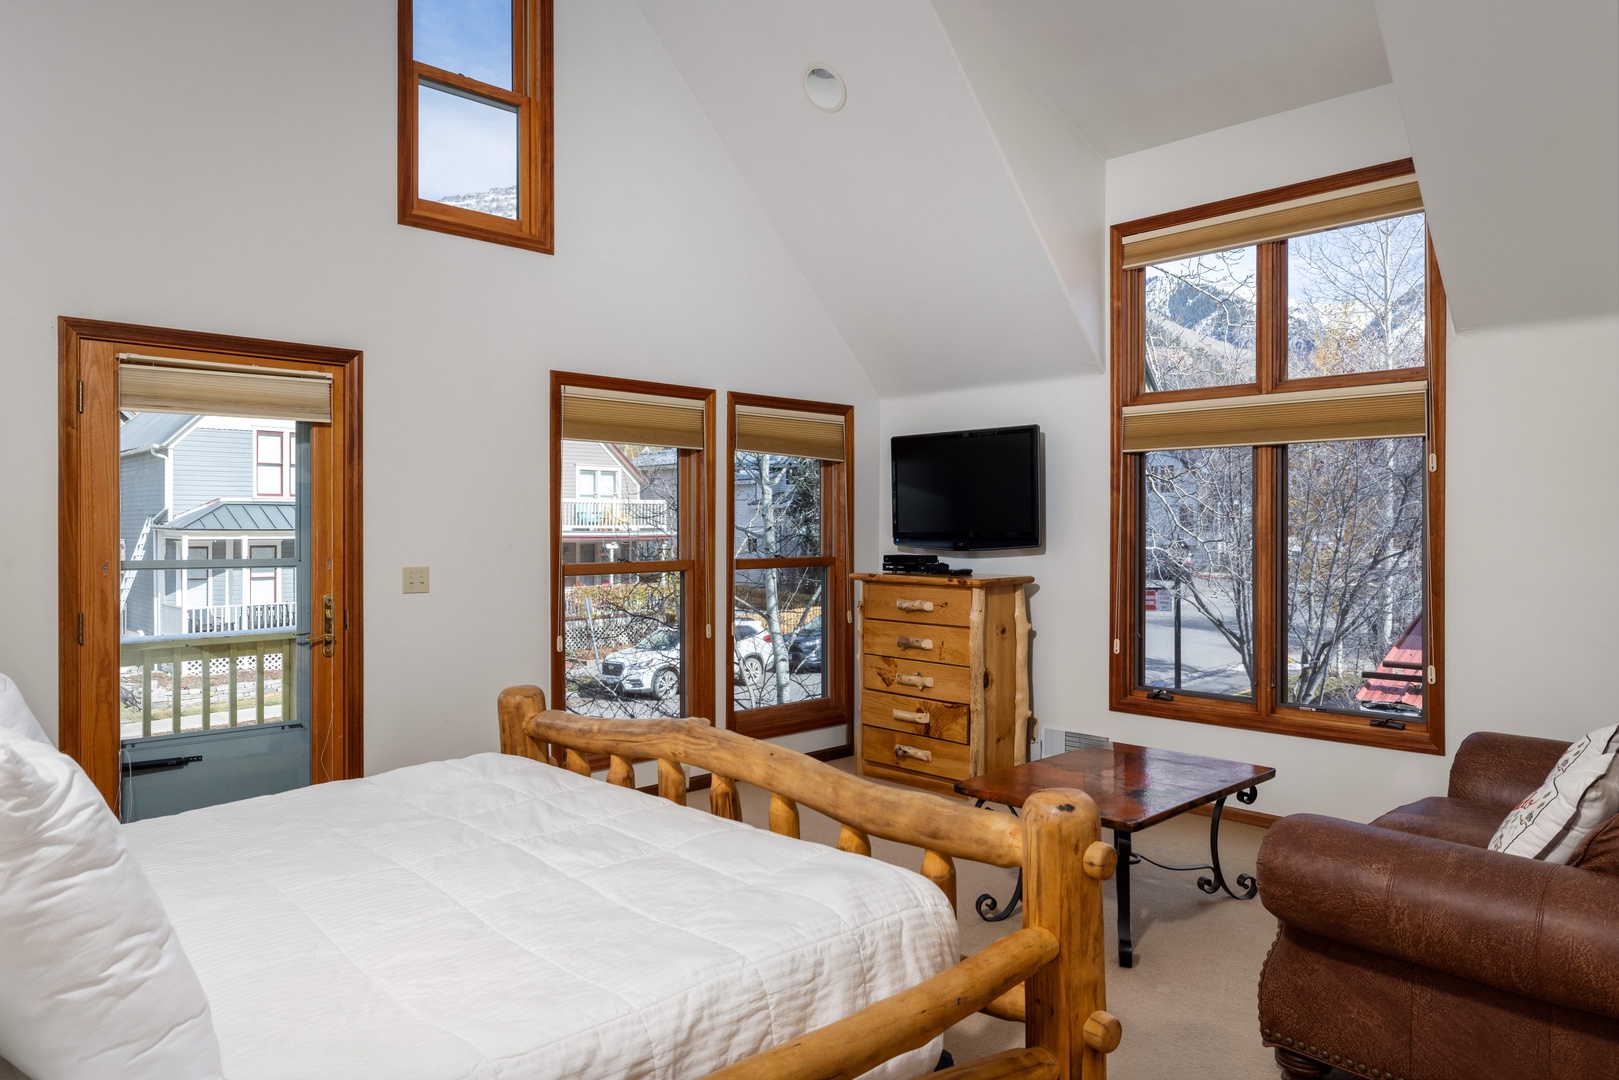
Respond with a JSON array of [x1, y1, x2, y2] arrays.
[[637, 1, 1617, 396], [955, 0, 1392, 158], [635, 0, 1100, 395], [1373, 0, 1619, 330]]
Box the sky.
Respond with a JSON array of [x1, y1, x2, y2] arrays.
[[414, 0, 519, 203]]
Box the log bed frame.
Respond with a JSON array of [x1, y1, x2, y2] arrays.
[[497, 686, 1121, 1080]]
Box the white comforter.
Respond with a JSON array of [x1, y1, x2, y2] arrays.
[[123, 753, 957, 1080]]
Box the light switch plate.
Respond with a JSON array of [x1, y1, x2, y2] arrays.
[[402, 566, 429, 594]]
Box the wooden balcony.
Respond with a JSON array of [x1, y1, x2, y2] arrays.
[[561, 498, 671, 537], [119, 629, 298, 740]]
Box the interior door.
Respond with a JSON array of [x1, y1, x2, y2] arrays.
[[59, 319, 363, 816]]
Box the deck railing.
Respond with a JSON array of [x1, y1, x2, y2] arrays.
[[561, 498, 670, 535], [183, 602, 298, 634], [119, 629, 298, 739]]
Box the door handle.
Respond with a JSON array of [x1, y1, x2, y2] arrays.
[[123, 755, 203, 775], [320, 593, 335, 656]]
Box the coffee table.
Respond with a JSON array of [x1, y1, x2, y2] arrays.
[[956, 743, 1275, 968]]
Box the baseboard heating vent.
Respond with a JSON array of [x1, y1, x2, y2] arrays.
[[1064, 731, 1112, 752]]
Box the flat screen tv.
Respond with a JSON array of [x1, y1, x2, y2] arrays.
[[891, 425, 1042, 551]]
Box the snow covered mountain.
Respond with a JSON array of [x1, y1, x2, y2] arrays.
[[436, 185, 518, 219]]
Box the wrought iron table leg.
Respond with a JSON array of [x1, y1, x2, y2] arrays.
[[972, 800, 1023, 922], [1114, 828, 1134, 968], [1196, 789, 1259, 900]]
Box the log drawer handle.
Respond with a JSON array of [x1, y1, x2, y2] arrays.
[[894, 672, 934, 689], [894, 744, 933, 764], [892, 707, 930, 725], [895, 598, 934, 613], [896, 635, 934, 651]]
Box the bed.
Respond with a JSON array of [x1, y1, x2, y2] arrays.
[[0, 684, 1120, 1080]]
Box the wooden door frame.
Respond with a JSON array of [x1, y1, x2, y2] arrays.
[[59, 318, 364, 809]]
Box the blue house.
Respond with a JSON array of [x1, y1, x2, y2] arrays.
[[120, 414, 298, 637]]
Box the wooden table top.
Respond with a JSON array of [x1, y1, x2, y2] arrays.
[[955, 743, 1276, 832]]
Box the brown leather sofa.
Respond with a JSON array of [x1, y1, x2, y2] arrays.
[[1256, 732, 1619, 1079]]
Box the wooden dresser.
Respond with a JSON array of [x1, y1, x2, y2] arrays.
[[852, 573, 1032, 796]]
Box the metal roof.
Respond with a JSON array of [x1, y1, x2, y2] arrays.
[[164, 499, 296, 532], [119, 412, 197, 454]]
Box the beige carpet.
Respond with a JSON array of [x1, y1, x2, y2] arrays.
[[690, 758, 1283, 1080]]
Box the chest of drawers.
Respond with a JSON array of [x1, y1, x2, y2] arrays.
[[852, 573, 1032, 796]]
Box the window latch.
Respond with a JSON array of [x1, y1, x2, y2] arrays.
[[1369, 717, 1407, 730], [1146, 688, 1174, 702]]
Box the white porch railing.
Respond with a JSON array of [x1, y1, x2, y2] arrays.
[[120, 629, 296, 739], [184, 602, 298, 634], [561, 498, 670, 535]]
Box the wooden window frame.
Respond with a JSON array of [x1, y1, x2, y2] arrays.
[[1108, 159, 1447, 755], [726, 393, 855, 742], [549, 372, 715, 732], [59, 318, 364, 809], [398, 0, 554, 253]]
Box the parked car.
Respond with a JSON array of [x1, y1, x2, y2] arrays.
[[596, 619, 775, 700], [786, 614, 822, 671], [596, 627, 682, 700], [732, 617, 774, 688]]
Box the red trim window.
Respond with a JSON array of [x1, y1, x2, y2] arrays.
[[255, 431, 285, 497]]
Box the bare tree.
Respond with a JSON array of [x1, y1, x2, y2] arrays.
[[1141, 215, 1429, 711]]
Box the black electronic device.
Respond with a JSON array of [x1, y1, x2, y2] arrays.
[[882, 554, 940, 571], [891, 425, 1042, 551]]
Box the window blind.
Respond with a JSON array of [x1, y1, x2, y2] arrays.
[[1121, 175, 1422, 270], [1122, 381, 1427, 452], [733, 403, 847, 462], [119, 355, 332, 423], [560, 385, 707, 449]]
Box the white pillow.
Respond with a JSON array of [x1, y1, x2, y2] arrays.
[[1489, 724, 1619, 863], [0, 674, 50, 745], [0, 732, 224, 1080]]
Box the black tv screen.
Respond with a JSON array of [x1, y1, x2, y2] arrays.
[[892, 425, 1042, 550]]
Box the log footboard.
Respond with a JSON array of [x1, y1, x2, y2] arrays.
[[497, 686, 1118, 1080]]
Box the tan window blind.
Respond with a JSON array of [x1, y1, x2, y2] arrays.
[[119, 355, 332, 422], [733, 403, 847, 462], [1122, 382, 1427, 452], [560, 385, 707, 449], [1121, 175, 1422, 270]]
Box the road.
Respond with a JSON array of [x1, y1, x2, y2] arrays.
[[1142, 590, 1252, 696]]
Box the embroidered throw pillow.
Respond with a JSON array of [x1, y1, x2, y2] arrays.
[[0, 731, 224, 1079], [1489, 725, 1619, 863]]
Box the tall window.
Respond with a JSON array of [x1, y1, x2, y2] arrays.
[[550, 375, 713, 724], [399, 0, 553, 252], [727, 395, 854, 740], [1110, 160, 1445, 754]]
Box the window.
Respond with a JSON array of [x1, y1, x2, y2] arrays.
[[1110, 160, 1445, 754], [550, 375, 713, 724], [255, 431, 285, 497], [727, 395, 853, 740], [576, 467, 619, 500], [399, 0, 553, 252]]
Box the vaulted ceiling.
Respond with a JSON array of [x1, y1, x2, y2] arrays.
[[637, 0, 1618, 394]]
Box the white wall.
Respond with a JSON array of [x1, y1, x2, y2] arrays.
[[880, 86, 1619, 822], [0, 0, 873, 770]]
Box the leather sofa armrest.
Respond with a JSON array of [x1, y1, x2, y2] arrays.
[[1447, 731, 1569, 809], [1259, 814, 1619, 1020]]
